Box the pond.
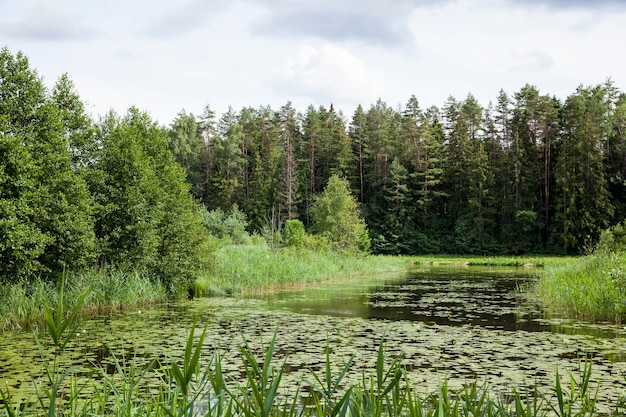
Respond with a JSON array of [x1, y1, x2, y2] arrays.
[[1, 266, 625, 413]]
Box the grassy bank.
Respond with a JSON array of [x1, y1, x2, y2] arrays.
[[0, 269, 166, 331], [531, 252, 626, 324], [193, 244, 409, 296], [409, 254, 578, 267]]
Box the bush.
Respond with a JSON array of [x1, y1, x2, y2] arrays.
[[595, 221, 626, 254], [310, 175, 370, 255], [282, 220, 305, 248], [201, 204, 251, 245]]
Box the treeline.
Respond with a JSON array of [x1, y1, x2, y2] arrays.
[[168, 84, 626, 255], [3, 45, 626, 285], [0, 48, 210, 292]]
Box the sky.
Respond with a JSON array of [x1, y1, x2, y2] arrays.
[[1, 0, 625, 125]]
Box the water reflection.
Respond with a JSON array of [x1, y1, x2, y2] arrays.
[[255, 266, 625, 339], [1, 268, 625, 409]]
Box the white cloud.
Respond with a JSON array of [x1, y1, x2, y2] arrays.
[[272, 43, 386, 106], [510, 49, 554, 72], [0, 0, 97, 41], [1, 0, 624, 124]]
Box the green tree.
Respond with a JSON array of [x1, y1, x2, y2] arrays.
[[278, 102, 301, 220], [349, 104, 368, 203], [51, 73, 96, 170], [89, 108, 210, 295], [310, 175, 370, 254], [0, 131, 51, 280], [197, 104, 218, 204], [372, 157, 417, 254], [167, 110, 205, 199], [552, 85, 614, 252], [0, 48, 95, 280], [443, 95, 496, 253], [212, 107, 246, 210]]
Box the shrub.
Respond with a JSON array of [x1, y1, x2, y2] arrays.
[[282, 219, 305, 248], [201, 204, 251, 245], [595, 221, 626, 254]]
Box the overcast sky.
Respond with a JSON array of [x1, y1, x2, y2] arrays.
[[1, 0, 625, 124]]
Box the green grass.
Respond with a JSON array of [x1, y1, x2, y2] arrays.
[[408, 254, 578, 267], [193, 244, 409, 296], [531, 252, 626, 324], [0, 269, 166, 331]]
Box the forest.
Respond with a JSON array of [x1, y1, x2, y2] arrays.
[[169, 81, 626, 256], [2, 46, 626, 294]]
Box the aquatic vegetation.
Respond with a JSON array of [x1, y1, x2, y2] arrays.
[[532, 252, 626, 324], [2, 265, 625, 416], [193, 244, 408, 296], [2, 307, 625, 417], [0, 269, 167, 331]]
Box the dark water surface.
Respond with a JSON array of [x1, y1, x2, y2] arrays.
[[1, 266, 625, 412], [256, 266, 623, 337]]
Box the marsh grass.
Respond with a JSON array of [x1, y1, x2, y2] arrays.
[[409, 255, 578, 268], [0, 269, 166, 331], [532, 252, 626, 323], [193, 245, 408, 296]]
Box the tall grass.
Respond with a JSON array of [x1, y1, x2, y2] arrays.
[[532, 252, 626, 324], [194, 244, 409, 296], [0, 269, 166, 331]]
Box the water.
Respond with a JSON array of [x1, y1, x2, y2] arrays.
[[257, 266, 624, 337], [1, 266, 625, 411]]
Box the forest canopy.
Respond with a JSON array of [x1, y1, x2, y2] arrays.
[[2, 46, 626, 290], [169, 89, 626, 256]]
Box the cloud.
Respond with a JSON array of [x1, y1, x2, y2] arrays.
[[0, 0, 97, 41], [251, 0, 448, 46], [272, 43, 385, 105], [141, 0, 228, 38], [511, 49, 555, 72], [518, 0, 626, 9], [253, 10, 407, 46]]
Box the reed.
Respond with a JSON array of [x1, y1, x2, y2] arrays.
[[0, 269, 167, 331], [193, 244, 408, 296], [531, 252, 626, 324]]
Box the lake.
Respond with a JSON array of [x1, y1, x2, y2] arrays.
[[1, 266, 625, 412]]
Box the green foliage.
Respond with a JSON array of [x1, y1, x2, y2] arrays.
[[310, 175, 371, 255], [552, 85, 614, 253], [0, 134, 51, 280], [2, 321, 621, 417], [282, 219, 305, 248], [0, 269, 166, 330], [88, 108, 211, 296], [201, 204, 251, 245], [533, 252, 626, 323], [595, 220, 626, 254], [0, 47, 96, 281], [166, 110, 206, 199], [193, 244, 405, 296]]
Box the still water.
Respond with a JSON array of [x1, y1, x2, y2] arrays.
[[1, 266, 625, 411]]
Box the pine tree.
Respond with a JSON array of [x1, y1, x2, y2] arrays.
[[278, 102, 301, 220], [167, 110, 204, 199], [552, 85, 614, 252]]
